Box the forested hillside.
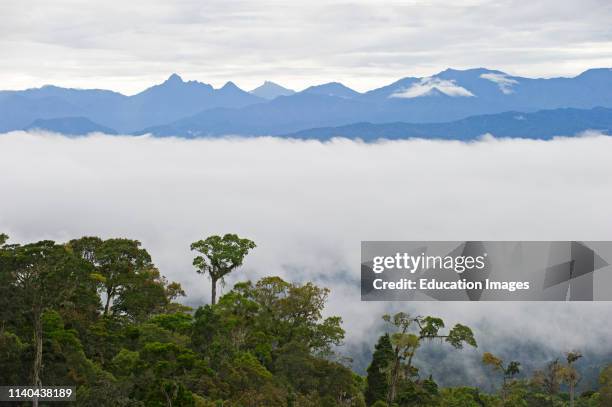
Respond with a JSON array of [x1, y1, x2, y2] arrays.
[[0, 233, 610, 406]]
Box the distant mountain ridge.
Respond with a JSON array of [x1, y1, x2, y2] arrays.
[[301, 82, 361, 98], [2, 68, 612, 138], [249, 81, 295, 99], [24, 117, 117, 135], [284, 107, 612, 140], [0, 74, 264, 133]]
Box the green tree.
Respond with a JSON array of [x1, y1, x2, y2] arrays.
[[112, 341, 200, 406], [381, 312, 477, 405], [438, 387, 489, 407], [189, 276, 350, 404], [233, 276, 344, 354], [0, 234, 20, 334], [395, 376, 440, 406], [482, 352, 521, 400], [532, 359, 563, 407], [365, 334, 394, 406], [69, 237, 154, 315], [5, 240, 91, 406], [41, 310, 113, 386], [0, 330, 26, 385], [561, 351, 582, 407], [273, 345, 365, 406], [598, 364, 612, 406], [190, 234, 256, 305], [70, 237, 184, 322], [111, 266, 186, 322], [193, 276, 344, 371]]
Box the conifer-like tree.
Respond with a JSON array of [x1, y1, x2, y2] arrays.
[[365, 333, 394, 406]]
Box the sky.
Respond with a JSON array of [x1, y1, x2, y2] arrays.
[[1, 131, 612, 381], [1, 0, 612, 94]]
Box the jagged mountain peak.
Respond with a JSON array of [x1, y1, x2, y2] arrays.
[[164, 73, 184, 84], [221, 81, 239, 89]]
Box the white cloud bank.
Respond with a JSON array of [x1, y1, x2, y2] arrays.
[[1, 131, 612, 377]]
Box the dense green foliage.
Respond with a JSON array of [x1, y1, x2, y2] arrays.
[[1, 233, 610, 406], [365, 334, 394, 405], [0, 234, 361, 406]]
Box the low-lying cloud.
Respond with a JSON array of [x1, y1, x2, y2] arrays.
[[391, 77, 475, 98], [480, 72, 519, 94], [1, 131, 611, 381]]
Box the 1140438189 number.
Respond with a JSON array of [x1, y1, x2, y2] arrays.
[[0, 386, 76, 401]]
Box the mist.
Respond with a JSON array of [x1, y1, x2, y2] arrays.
[[1, 131, 611, 383]]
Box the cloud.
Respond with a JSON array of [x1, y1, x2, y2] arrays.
[[1, 1, 612, 93], [1, 131, 612, 380], [390, 77, 475, 98], [481, 72, 519, 94]]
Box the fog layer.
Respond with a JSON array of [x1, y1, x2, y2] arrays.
[[1, 132, 611, 381]]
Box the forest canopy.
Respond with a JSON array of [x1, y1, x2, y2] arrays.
[[0, 234, 610, 406]]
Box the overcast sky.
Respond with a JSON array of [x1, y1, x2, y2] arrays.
[[1, 0, 612, 94]]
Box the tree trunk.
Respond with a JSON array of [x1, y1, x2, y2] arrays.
[[386, 352, 401, 405], [32, 310, 43, 407], [163, 386, 173, 407], [406, 351, 415, 376], [569, 382, 574, 407], [103, 287, 113, 315], [211, 277, 217, 305]]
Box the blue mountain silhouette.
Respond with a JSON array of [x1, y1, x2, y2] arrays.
[[140, 68, 612, 136], [25, 117, 118, 135], [2, 68, 612, 137], [0, 74, 263, 133], [284, 107, 612, 140], [250, 81, 295, 99]]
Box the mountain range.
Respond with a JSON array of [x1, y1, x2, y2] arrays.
[[286, 107, 612, 140], [249, 81, 295, 99], [2, 68, 612, 139]]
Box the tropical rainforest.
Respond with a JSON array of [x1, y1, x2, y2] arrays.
[[0, 233, 610, 406]]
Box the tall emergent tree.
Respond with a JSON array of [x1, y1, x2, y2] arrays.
[[381, 312, 477, 405], [190, 234, 256, 305], [562, 351, 583, 407]]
